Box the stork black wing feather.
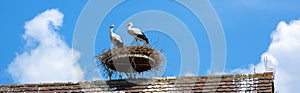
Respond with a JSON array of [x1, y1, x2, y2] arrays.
[[137, 32, 149, 44]]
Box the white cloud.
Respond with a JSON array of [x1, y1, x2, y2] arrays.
[[231, 19, 300, 92], [7, 9, 84, 83]]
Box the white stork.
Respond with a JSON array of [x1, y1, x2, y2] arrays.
[[109, 25, 123, 48], [127, 22, 149, 46]]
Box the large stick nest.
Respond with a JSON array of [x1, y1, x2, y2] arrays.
[[97, 46, 164, 74]]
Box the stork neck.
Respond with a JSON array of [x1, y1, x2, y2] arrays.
[[110, 28, 114, 35]]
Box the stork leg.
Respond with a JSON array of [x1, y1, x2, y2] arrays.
[[135, 38, 138, 46]]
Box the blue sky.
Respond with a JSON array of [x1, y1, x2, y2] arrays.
[[212, 0, 300, 69], [1, 1, 300, 92]]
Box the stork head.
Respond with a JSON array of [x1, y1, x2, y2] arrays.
[[127, 22, 133, 26], [109, 25, 115, 28]]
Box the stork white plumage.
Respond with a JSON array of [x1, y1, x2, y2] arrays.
[[127, 22, 149, 46], [109, 25, 123, 48]]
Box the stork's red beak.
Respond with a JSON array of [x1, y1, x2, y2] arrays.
[[126, 23, 130, 26], [109, 26, 114, 28]]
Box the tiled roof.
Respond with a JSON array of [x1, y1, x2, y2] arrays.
[[0, 72, 274, 92]]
